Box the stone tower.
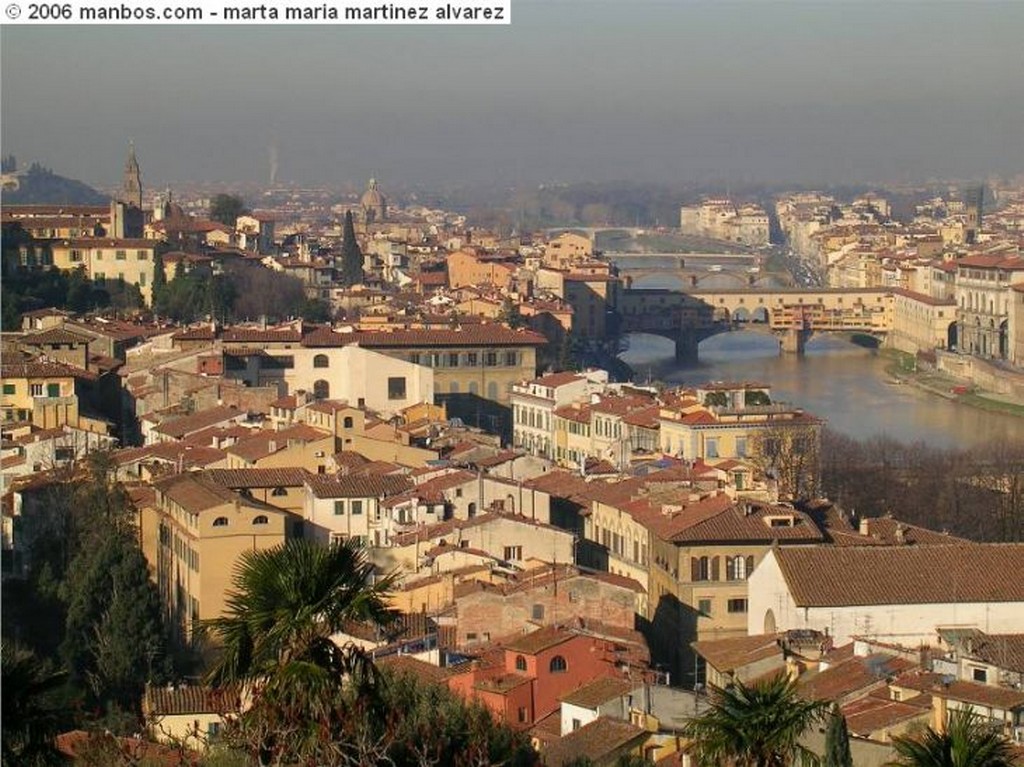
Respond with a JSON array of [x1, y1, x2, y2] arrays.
[[121, 141, 143, 208]]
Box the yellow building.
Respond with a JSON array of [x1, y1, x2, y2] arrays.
[[50, 238, 158, 304], [543, 232, 593, 269], [0, 359, 111, 433], [447, 249, 517, 290], [152, 473, 300, 638]]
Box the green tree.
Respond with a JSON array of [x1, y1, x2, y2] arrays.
[[681, 674, 830, 767], [204, 540, 398, 763], [499, 295, 525, 329], [209, 194, 247, 228], [151, 249, 167, 303], [824, 704, 853, 767], [1, 644, 68, 767], [887, 708, 1016, 767], [338, 210, 363, 287]]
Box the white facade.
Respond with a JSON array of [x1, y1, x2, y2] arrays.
[[303, 488, 391, 547], [748, 549, 1024, 646], [511, 370, 609, 460], [231, 345, 433, 416]]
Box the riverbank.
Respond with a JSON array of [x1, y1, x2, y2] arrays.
[[882, 349, 1024, 417]]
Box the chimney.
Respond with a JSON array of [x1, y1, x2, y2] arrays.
[[858, 516, 870, 536], [895, 524, 907, 545]]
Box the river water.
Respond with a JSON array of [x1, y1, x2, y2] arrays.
[[616, 261, 1024, 447]]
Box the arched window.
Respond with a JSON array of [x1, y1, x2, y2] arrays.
[[343, 416, 354, 429], [313, 354, 329, 369], [487, 381, 498, 400], [467, 502, 477, 518], [313, 380, 329, 400], [271, 487, 287, 497], [515, 655, 527, 672], [212, 516, 228, 527], [450, 381, 460, 393], [468, 381, 479, 395], [549, 655, 567, 673], [253, 515, 269, 525]]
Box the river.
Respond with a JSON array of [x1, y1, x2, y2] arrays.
[[616, 261, 1024, 447]]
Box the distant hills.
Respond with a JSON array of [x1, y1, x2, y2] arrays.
[[2, 160, 109, 205]]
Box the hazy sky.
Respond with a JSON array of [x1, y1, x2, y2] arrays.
[[3, 0, 1023, 190]]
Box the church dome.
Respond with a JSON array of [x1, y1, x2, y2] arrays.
[[360, 178, 386, 209]]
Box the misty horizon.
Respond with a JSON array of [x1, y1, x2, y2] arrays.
[[3, 0, 1023, 192]]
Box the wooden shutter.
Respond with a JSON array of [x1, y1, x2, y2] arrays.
[[711, 556, 720, 581], [691, 557, 700, 582], [746, 555, 755, 577]]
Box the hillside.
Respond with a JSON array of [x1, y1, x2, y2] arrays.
[[2, 162, 109, 205]]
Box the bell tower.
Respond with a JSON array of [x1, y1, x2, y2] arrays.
[[121, 141, 143, 208]]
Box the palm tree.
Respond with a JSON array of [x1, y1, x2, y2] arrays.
[[1, 643, 68, 767], [204, 539, 397, 715], [681, 673, 830, 767], [887, 708, 1016, 767]]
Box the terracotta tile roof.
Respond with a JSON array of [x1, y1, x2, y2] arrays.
[[302, 325, 547, 348], [799, 654, 916, 703], [503, 625, 574, 655], [841, 691, 931, 736], [932, 679, 1024, 710], [774, 544, 1024, 607], [0, 359, 98, 382], [151, 405, 242, 438], [206, 468, 311, 489], [56, 731, 199, 766], [858, 516, 968, 546], [956, 254, 1024, 270], [305, 474, 412, 499], [959, 633, 1024, 675], [377, 654, 452, 684], [559, 676, 635, 708], [668, 500, 825, 544], [529, 709, 563, 746], [691, 634, 783, 674], [532, 371, 584, 388], [154, 472, 239, 512], [144, 684, 227, 716], [21, 327, 92, 345], [542, 716, 647, 767], [891, 288, 957, 306]]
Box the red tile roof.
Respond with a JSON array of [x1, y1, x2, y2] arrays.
[[774, 544, 1024, 607]]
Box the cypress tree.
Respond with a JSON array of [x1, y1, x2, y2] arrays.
[[824, 704, 853, 767], [151, 249, 166, 301], [339, 210, 363, 287]]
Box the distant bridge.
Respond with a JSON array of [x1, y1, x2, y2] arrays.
[[616, 287, 894, 360], [609, 253, 770, 287]]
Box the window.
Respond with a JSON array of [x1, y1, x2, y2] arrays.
[[2, 384, 14, 395], [253, 515, 269, 525], [466, 632, 477, 641], [698, 599, 712, 616], [484, 352, 498, 367], [706, 438, 719, 458], [313, 380, 330, 400], [572, 718, 582, 732], [487, 381, 498, 400], [515, 655, 527, 671], [207, 722, 222, 740], [504, 351, 517, 366], [139, 273, 146, 286], [70, 249, 83, 262], [465, 352, 478, 367], [116, 249, 127, 260], [351, 500, 363, 515], [343, 416, 353, 428], [518, 707, 529, 724], [468, 502, 477, 517], [387, 377, 407, 400], [212, 517, 228, 527], [334, 500, 346, 516], [727, 598, 748, 614], [448, 352, 459, 367], [693, 556, 710, 581], [137, 250, 148, 260], [532, 604, 545, 621], [972, 667, 988, 683], [736, 437, 748, 458], [313, 354, 329, 368], [504, 545, 522, 561], [549, 655, 567, 673], [30, 383, 43, 397]]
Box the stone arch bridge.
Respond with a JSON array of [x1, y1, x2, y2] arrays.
[[616, 287, 895, 361]]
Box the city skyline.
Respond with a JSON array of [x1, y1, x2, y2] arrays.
[[2, 0, 1024, 190]]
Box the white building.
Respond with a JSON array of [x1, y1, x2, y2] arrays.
[[511, 369, 608, 460], [748, 545, 1024, 646]]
